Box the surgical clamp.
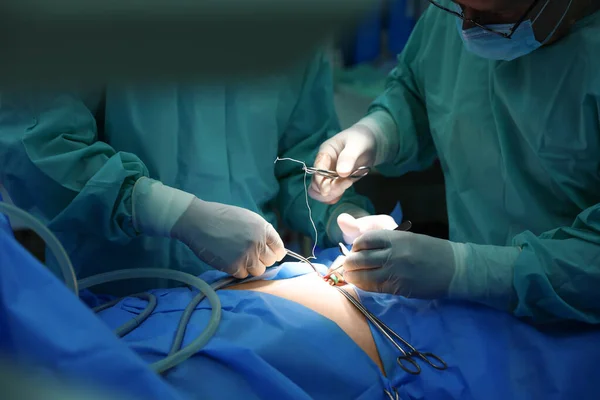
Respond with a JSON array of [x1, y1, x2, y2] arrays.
[[304, 166, 371, 180], [285, 248, 321, 276], [335, 286, 447, 375]]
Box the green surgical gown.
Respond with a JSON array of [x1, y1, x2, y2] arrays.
[[373, 7, 600, 323], [0, 51, 373, 294]]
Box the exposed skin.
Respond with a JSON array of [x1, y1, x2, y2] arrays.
[[225, 272, 385, 373], [453, 0, 599, 44]]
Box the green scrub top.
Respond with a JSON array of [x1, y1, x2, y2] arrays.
[[373, 5, 600, 323]]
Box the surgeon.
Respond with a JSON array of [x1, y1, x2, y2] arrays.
[[309, 0, 600, 323], [0, 50, 397, 295]]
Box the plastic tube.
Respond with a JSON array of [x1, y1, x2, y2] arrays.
[[169, 276, 237, 356], [93, 293, 159, 338], [78, 268, 222, 374], [0, 202, 78, 293], [0, 201, 222, 374]]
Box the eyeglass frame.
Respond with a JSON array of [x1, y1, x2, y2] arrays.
[[427, 0, 543, 39]]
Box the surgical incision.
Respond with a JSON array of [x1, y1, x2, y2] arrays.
[[324, 272, 347, 286], [323, 256, 348, 286]]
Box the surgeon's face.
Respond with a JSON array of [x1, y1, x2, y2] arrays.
[[450, 0, 583, 44]]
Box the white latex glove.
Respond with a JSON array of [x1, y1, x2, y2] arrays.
[[344, 230, 456, 298], [344, 231, 519, 305], [133, 177, 286, 279], [308, 123, 378, 205], [337, 213, 398, 244], [309, 111, 398, 204]]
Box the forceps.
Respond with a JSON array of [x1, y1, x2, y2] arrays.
[[304, 166, 371, 180], [336, 286, 447, 375], [285, 248, 321, 275]]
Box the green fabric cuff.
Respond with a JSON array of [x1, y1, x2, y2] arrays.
[[448, 242, 521, 311], [131, 177, 195, 237], [357, 110, 399, 166]]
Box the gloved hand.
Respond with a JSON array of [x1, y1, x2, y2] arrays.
[[344, 229, 521, 309], [343, 230, 456, 299], [308, 124, 378, 204], [171, 199, 287, 278], [133, 177, 286, 279], [309, 111, 398, 204], [337, 213, 398, 244]]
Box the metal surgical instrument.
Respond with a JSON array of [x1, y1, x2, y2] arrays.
[[285, 248, 321, 275], [304, 166, 371, 180], [335, 286, 447, 375]]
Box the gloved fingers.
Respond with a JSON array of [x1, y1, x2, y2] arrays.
[[337, 213, 361, 244], [352, 230, 397, 252], [337, 213, 359, 231], [310, 176, 331, 199], [308, 184, 344, 204], [327, 177, 356, 199], [355, 215, 398, 233], [231, 262, 250, 279], [345, 269, 407, 296], [265, 224, 286, 261], [259, 243, 278, 267], [231, 254, 267, 279], [246, 259, 267, 277], [311, 149, 337, 197], [335, 128, 376, 178], [327, 255, 346, 274], [310, 138, 360, 202], [309, 177, 354, 204], [344, 249, 388, 272], [343, 269, 385, 293], [336, 145, 363, 178]]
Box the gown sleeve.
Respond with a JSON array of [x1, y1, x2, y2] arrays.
[[0, 90, 148, 243]]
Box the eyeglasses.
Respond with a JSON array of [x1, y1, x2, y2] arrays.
[[427, 0, 542, 39]]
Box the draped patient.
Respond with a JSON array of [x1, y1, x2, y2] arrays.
[[225, 263, 384, 373]]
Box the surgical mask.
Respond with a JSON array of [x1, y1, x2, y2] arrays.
[[454, 0, 573, 61]]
